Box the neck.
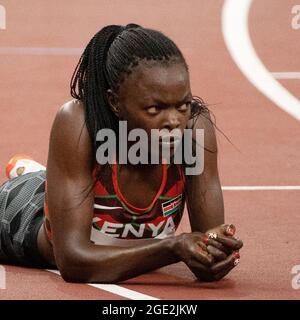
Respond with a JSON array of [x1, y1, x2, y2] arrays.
[[117, 161, 162, 173], [115, 148, 168, 172]]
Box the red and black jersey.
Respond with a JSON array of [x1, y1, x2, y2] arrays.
[[44, 162, 186, 247]]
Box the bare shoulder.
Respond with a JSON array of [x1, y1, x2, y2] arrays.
[[56, 98, 85, 125], [48, 99, 93, 175], [50, 99, 88, 149]]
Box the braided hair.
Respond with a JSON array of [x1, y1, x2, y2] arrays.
[[70, 23, 208, 161]]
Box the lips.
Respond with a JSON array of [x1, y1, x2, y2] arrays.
[[159, 136, 182, 150]]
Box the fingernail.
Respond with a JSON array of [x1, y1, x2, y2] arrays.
[[234, 258, 240, 266], [226, 224, 236, 236], [202, 235, 209, 245], [207, 232, 217, 239], [233, 251, 240, 259]]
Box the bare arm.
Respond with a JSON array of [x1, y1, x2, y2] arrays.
[[46, 100, 185, 283], [185, 111, 224, 233]]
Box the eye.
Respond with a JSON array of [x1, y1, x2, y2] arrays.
[[177, 102, 191, 111], [146, 106, 160, 114]]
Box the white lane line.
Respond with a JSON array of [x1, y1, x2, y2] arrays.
[[272, 72, 300, 79], [0, 47, 83, 55], [0, 5, 6, 30], [46, 269, 159, 300], [222, 0, 300, 121], [222, 186, 300, 190]]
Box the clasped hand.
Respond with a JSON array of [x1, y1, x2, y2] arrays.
[[179, 224, 243, 282]]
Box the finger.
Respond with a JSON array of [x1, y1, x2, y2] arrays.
[[194, 244, 215, 267], [208, 233, 243, 250], [197, 240, 209, 252], [188, 259, 211, 273], [214, 255, 240, 281], [192, 253, 240, 282], [211, 251, 240, 274], [207, 224, 236, 237], [206, 245, 227, 261], [201, 236, 230, 254], [189, 263, 217, 282], [213, 264, 236, 281], [224, 224, 236, 236]]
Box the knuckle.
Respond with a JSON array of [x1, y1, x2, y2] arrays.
[[210, 266, 219, 274], [233, 242, 242, 250], [207, 245, 215, 253], [220, 253, 227, 260], [207, 255, 215, 265]]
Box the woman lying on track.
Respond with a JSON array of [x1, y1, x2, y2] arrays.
[[0, 24, 243, 283]]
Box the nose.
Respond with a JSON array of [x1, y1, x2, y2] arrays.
[[163, 109, 180, 131]]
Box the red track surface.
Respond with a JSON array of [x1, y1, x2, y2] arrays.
[[0, 0, 299, 299]]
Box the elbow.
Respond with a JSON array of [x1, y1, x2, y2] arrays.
[[57, 255, 89, 283], [59, 265, 87, 283], [54, 245, 91, 283]]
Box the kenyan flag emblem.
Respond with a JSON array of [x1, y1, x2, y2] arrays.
[[161, 194, 182, 217]]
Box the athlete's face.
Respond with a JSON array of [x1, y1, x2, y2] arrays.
[[108, 60, 192, 147]]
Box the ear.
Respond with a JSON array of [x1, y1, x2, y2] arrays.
[[106, 89, 120, 117]]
